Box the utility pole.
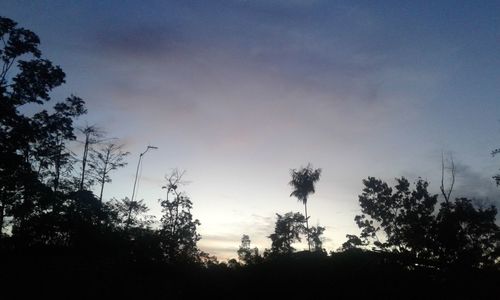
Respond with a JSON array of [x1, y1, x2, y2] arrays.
[[131, 145, 158, 202]]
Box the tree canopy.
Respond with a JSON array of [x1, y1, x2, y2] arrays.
[[354, 176, 499, 268]]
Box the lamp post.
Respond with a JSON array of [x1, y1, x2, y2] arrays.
[[131, 145, 158, 202]]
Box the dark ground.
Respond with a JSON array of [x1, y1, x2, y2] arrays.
[[2, 250, 499, 300]]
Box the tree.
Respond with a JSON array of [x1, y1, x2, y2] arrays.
[[227, 258, 241, 269], [32, 95, 86, 192], [0, 16, 84, 238], [355, 176, 499, 268], [158, 169, 201, 262], [289, 163, 321, 251], [65, 190, 109, 250], [340, 234, 366, 251], [268, 212, 306, 255], [88, 143, 129, 203], [77, 124, 105, 190], [237, 234, 260, 265], [108, 197, 153, 229], [492, 148, 500, 186], [434, 198, 499, 268], [308, 225, 326, 252], [440, 152, 455, 204], [355, 177, 438, 259]]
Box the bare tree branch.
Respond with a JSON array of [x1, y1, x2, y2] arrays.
[[440, 152, 455, 204]]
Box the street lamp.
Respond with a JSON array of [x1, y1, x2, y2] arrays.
[[131, 145, 158, 202]]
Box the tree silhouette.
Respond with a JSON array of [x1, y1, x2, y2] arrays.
[[77, 125, 105, 190], [268, 212, 306, 255], [159, 169, 201, 262], [434, 198, 499, 268], [341, 234, 366, 251], [0, 16, 78, 238], [355, 176, 499, 268], [289, 163, 321, 251], [355, 177, 439, 259], [237, 234, 260, 265], [88, 143, 129, 203], [308, 225, 326, 252], [440, 152, 455, 204], [32, 95, 86, 192], [109, 197, 153, 229], [492, 148, 500, 186]]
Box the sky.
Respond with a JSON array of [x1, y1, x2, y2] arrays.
[[2, 0, 500, 260]]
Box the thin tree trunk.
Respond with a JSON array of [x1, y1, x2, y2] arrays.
[[79, 135, 89, 190], [99, 150, 110, 203], [99, 175, 105, 204], [304, 203, 311, 251], [125, 202, 134, 229]]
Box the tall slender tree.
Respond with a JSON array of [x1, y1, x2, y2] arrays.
[[88, 143, 129, 203], [440, 152, 455, 204], [289, 163, 321, 251], [77, 124, 104, 190], [159, 169, 201, 262]]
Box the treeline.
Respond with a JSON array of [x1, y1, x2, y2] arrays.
[[1, 15, 499, 299], [0, 16, 207, 265], [235, 173, 499, 269]]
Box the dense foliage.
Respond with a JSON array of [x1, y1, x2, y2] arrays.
[[0, 16, 204, 265], [354, 177, 499, 269]]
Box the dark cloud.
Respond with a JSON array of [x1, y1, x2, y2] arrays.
[[92, 25, 187, 60], [452, 162, 500, 206], [82, 0, 450, 115]]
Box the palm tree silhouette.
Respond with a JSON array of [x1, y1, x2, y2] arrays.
[[289, 163, 322, 251]]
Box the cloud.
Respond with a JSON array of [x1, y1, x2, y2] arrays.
[[92, 24, 191, 62], [452, 162, 500, 206]]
